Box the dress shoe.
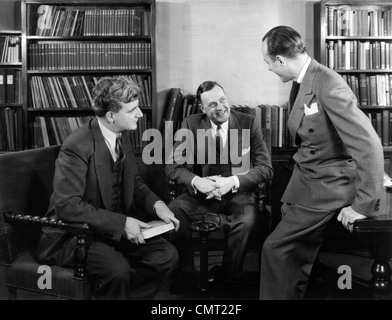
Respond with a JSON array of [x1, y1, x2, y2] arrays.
[[208, 265, 229, 284]]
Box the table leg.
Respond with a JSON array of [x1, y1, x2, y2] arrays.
[[366, 233, 392, 300], [199, 236, 209, 293]]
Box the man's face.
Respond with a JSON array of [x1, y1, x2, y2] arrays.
[[112, 99, 143, 132], [261, 40, 291, 83], [200, 86, 230, 125]]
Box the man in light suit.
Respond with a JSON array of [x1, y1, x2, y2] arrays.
[[260, 26, 384, 299], [166, 81, 273, 286], [36, 76, 179, 300]]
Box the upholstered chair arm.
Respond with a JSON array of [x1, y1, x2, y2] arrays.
[[1, 212, 90, 280]]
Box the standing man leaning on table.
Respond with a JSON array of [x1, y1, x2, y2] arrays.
[[259, 25, 384, 300]]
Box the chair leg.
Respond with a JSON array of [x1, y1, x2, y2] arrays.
[[7, 287, 17, 300]]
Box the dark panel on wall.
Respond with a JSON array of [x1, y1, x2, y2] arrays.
[[0, 1, 21, 30]]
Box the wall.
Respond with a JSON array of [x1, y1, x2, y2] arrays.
[[156, 0, 318, 125], [0, 0, 21, 30]]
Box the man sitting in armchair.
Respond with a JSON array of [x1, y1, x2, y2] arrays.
[[166, 81, 273, 289], [35, 76, 179, 300]]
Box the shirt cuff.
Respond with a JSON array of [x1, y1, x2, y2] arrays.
[[191, 176, 198, 194], [232, 176, 240, 193], [153, 200, 165, 213]]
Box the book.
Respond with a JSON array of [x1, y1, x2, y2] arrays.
[[0, 69, 5, 103], [5, 69, 15, 103], [141, 220, 175, 239]]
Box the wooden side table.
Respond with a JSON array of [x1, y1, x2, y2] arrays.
[[353, 188, 392, 300], [188, 213, 221, 293]]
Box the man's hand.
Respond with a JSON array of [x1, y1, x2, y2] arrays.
[[337, 206, 367, 233], [124, 217, 151, 245], [193, 176, 217, 195], [154, 201, 180, 231], [206, 176, 236, 198]]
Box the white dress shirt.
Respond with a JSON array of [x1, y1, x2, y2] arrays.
[[191, 119, 240, 193], [97, 118, 119, 162], [97, 118, 164, 213], [297, 56, 312, 84]]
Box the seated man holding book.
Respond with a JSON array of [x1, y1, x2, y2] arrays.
[[35, 76, 179, 300], [166, 81, 273, 289]]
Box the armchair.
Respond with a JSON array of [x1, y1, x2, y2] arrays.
[[0, 146, 92, 300]]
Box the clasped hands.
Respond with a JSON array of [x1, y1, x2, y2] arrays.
[[193, 175, 236, 201]]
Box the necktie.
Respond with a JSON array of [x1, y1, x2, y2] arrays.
[[115, 134, 123, 161], [289, 81, 300, 111], [216, 125, 222, 164]]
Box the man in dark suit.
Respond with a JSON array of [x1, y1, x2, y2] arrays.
[[259, 26, 384, 299], [166, 81, 273, 284], [36, 76, 179, 300]]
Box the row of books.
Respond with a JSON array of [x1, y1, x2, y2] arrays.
[[343, 74, 392, 106], [327, 7, 392, 37], [28, 42, 151, 70], [32, 115, 93, 148], [31, 114, 151, 151], [0, 69, 22, 104], [327, 40, 392, 70], [366, 110, 392, 147], [0, 107, 23, 151], [34, 5, 151, 37], [30, 74, 152, 110], [26, 107, 392, 151], [0, 36, 20, 63], [160, 89, 200, 133], [129, 115, 151, 152], [255, 104, 292, 149], [160, 89, 293, 149]]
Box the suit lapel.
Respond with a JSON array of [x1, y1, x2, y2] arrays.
[[91, 118, 113, 210], [288, 59, 318, 140], [228, 111, 242, 158], [122, 132, 134, 212], [199, 116, 212, 177]]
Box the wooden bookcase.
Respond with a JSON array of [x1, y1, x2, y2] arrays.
[[21, 0, 157, 151], [0, 30, 23, 152], [315, 0, 392, 174]]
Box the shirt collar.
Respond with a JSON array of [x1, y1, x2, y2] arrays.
[[97, 118, 119, 148], [210, 120, 229, 135], [296, 56, 312, 84]]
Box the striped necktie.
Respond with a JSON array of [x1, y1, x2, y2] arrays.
[[115, 134, 123, 161]]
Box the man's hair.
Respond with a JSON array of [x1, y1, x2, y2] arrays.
[[196, 81, 225, 106], [92, 76, 140, 117], [262, 25, 306, 59]]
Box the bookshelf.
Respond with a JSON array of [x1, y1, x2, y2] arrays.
[[315, 0, 392, 174], [21, 0, 156, 151], [0, 30, 23, 152]]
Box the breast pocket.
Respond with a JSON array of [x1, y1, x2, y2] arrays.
[[304, 102, 319, 116]]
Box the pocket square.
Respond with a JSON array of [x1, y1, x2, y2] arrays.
[[241, 147, 250, 156], [304, 102, 319, 115]]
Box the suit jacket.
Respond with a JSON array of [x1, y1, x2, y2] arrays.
[[37, 118, 160, 263], [282, 59, 384, 216], [165, 110, 273, 194]]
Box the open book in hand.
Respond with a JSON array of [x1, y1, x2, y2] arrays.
[[141, 220, 175, 239]]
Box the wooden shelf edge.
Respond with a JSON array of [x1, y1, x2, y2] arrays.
[[27, 69, 153, 74]]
